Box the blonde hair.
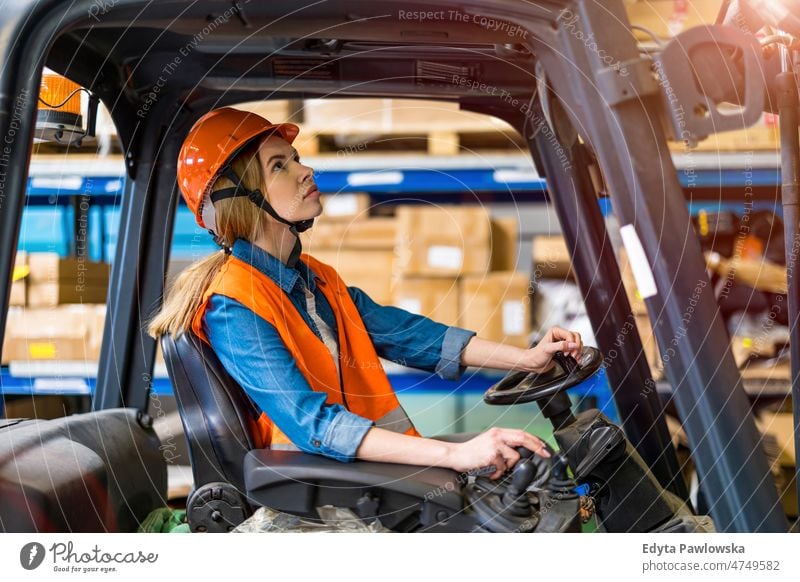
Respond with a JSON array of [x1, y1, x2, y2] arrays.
[[148, 140, 269, 339]]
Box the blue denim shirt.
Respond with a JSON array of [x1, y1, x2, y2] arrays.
[[202, 238, 476, 462]]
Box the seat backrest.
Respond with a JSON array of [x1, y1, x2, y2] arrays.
[[160, 332, 264, 492]]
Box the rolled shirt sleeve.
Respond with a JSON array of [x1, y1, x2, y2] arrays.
[[347, 286, 476, 380], [203, 294, 373, 462], [435, 326, 477, 380]]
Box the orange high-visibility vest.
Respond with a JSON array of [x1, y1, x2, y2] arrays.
[[191, 252, 419, 449]]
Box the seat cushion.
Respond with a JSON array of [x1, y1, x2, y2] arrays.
[[244, 449, 464, 521]]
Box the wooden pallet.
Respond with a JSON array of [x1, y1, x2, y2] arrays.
[[293, 127, 525, 156], [669, 118, 780, 153], [293, 98, 522, 156]]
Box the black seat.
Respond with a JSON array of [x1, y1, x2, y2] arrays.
[[160, 331, 465, 532], [160, 331, 265, 494]]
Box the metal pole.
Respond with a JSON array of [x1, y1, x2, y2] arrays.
[[532, 129, 688, 501], [94, 113, 177, 412], [776, 64, 800, 518], [0, 6, 44, 365], [516, 0, 787, 531]]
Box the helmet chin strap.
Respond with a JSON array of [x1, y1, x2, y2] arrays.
[[211, 166, 315, 268]]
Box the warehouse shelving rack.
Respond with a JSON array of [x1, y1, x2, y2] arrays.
[[19, 150, 785, 255], [2, 150, 785, 421]]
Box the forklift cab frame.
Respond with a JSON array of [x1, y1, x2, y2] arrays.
[[0, 0, 791, 532]]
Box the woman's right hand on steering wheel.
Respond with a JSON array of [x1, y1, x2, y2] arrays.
[[445, 428, 551, 480]]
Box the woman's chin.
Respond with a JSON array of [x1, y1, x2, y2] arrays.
[[293, 212, 323, 224], [308, 200, 325, 218]]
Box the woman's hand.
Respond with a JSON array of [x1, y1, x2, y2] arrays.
[[445, 428, 551, 480], [522, 326, 583, 373]]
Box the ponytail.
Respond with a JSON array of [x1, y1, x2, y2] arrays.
[[147, 250, 228, 339], [149, 138, 266, 339]]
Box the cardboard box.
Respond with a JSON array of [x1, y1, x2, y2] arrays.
[[1, 304, 105, 362], [319, 193, 371, 221], [302, 217, 397, 251], [341, 217, 397, 249], [2, 307, 21, 364], [301, 222, 348, 250], [27, 282, 108, 307], [731, 333, 782, 369], [459, 272, 531, 347], [392, 277, 460, 327], [532, 235, 572, 279], [26, 253, 110, 307], [10, 250, 28, 306], [303, 98, 512, 133], [10, 282, 26, 306], [235, 100, 295, 123], [310, 249, 395, 304], [395, 206, 491, 277], [490, 217, 518, 272], [84, 304, 107, 358], [10, 281, 26, 306], [3, 334, 89, 362], [27, 253, 110, 284]]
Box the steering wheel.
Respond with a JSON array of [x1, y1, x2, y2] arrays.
[[483, 347, 603, 406]]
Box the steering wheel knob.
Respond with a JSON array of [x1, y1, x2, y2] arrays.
[[484, 346, 603, 406]]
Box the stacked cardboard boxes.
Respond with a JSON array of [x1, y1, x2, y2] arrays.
[[460, 272, 531, 348], [10, 251, 28, 306], [305, 216, 397, 250], [2, 304, 106, 364], [394, 206, 491, 278], [2, 252, 110, 364], [317, 193, 371, 221], [302, 201, 531, 346], [27, 253, 110, 307], [309, 248, 396, 305], [302, 193, 396, 304], [303, 98, 508, 133], [490, 217, 519, 272], [393, 277, 461, 328], [391, 206, 529, 343], [531, 235, 572, 280]]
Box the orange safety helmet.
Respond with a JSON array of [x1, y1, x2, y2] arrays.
[[176, 106, 300, 229]]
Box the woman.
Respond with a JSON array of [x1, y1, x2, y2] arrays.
[[149, 107, 583, 480]]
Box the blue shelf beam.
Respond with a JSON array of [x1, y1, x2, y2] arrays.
[[24, 165, 783, 203]]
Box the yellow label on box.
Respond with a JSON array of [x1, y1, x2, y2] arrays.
[[28, 342, 57, 359]]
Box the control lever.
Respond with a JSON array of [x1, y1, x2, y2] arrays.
[[572, 423, 626, 481], [500, 448, 537, 516], [468, 444, 542, 481]]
